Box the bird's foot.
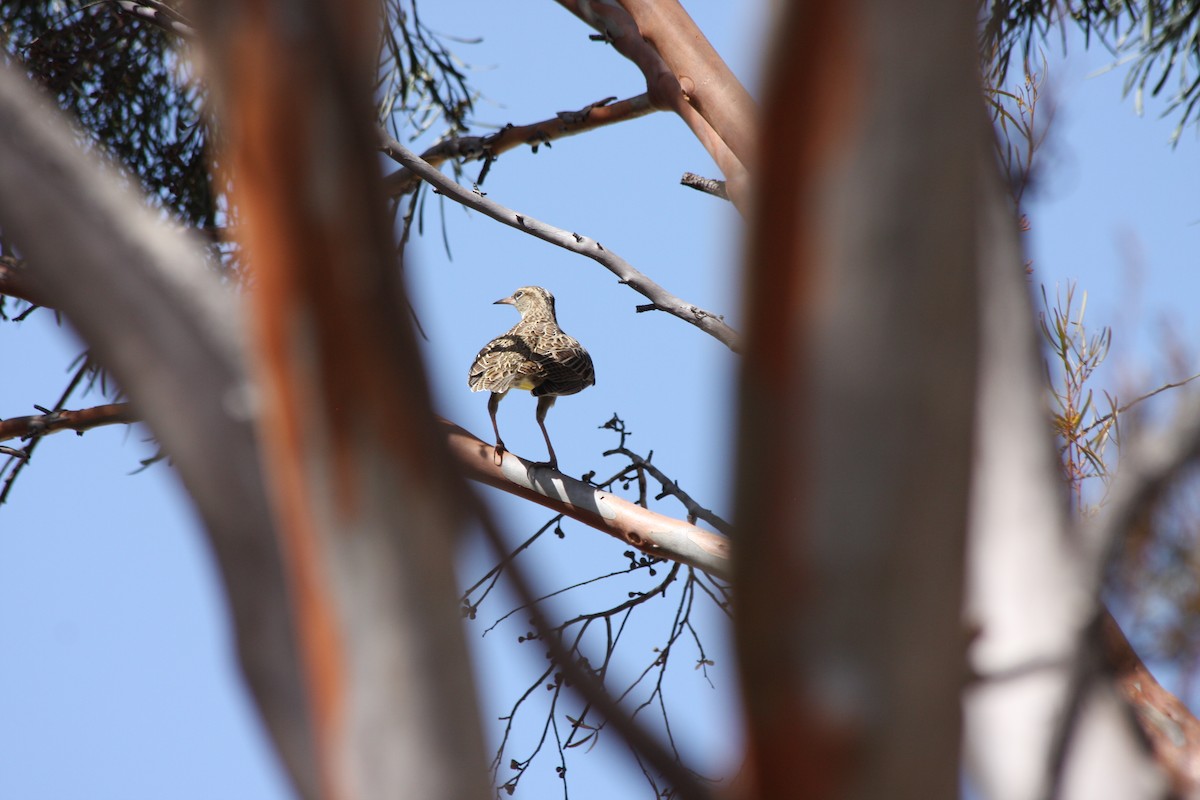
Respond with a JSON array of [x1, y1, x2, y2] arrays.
[[493, 441, 507, 466]]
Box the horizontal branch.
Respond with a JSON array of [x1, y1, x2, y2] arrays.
[[4, 400, 732, 579], [0, 403, 138, 443], [382, 94, 657, 197], [379, 132, 742, 352]]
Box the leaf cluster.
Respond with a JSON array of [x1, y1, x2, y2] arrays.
[[982, 0, 1200, 141], [0, 1, 214, 231]]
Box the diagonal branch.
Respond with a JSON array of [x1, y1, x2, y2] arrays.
[[552, 0, 750, 209], [379, 132, 742, 352], [443, 419, 731, 579], [611, 0, 757, 170], [0, 403, 138, 443], [1102, 611, 1200, 795], [382, 94, 657, 196]]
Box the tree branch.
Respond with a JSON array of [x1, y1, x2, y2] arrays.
[[0, 403, 137, 443], [12, 399, 732, 580], [612, 0, 757, 170], [442, 418, 731, 580], [1103, 611, 1200, 795], [379, 131, 742, 352], [552, 0, 750, 210], [680, 171, 728, 201], [382, 93, 657, 196]]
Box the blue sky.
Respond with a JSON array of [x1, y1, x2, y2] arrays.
[[1, 5, 1198, 799]]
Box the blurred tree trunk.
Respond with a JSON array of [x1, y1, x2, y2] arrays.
[[734, 1, 980, 796], [190, 0, 490, 798]]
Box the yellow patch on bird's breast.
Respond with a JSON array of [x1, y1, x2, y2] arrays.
[[510, 376, 540, 391]]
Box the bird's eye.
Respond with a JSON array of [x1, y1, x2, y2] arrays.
[[513, 290, 524, 299]]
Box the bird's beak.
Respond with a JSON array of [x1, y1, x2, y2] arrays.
[[493, 295, 515, 306]]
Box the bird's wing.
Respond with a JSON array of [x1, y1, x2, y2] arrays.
[[531, 331, 595, 397], [468, 333, 543, 393]]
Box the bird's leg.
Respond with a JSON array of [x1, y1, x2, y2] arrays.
[[489, 392, 507, 465], [535, 395, 558, 470]]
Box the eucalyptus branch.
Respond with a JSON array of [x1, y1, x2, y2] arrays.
[[379, 131, 742, 352], [0, 402, 137, 444], [464, 421, 727, 797], [680, 171, 728, 201], [552, 0, 750, 209], [442, 418, 731, 579], [0, 359, 95, 505], [460, 515, 564, 619], [382, 94, 657, 197]]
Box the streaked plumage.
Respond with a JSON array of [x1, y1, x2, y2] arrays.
[[469, 286, 595, 468]]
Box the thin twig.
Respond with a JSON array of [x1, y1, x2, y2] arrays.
[[0, 358, 94, 504], [1070, 371, 1200, 444], [475, 510, 716, 800]]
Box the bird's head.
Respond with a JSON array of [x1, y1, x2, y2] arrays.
[[495, 286, 556, 319]]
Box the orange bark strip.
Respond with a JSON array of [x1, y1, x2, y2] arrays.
[[219, 8, 352, 797], [734, 2, 866, 797]]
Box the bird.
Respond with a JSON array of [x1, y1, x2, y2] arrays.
[[468, 286, 595, 469]]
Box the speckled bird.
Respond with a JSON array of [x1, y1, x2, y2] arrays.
[[468, 286, 595, 469]]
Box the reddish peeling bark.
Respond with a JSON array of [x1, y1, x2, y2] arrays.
[[613, 0, 756, 171], [1103, 613, 1200, 795], [193, 1, 488, 798], [734, 2, 865, 796], [735, 0, 980, 797]]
